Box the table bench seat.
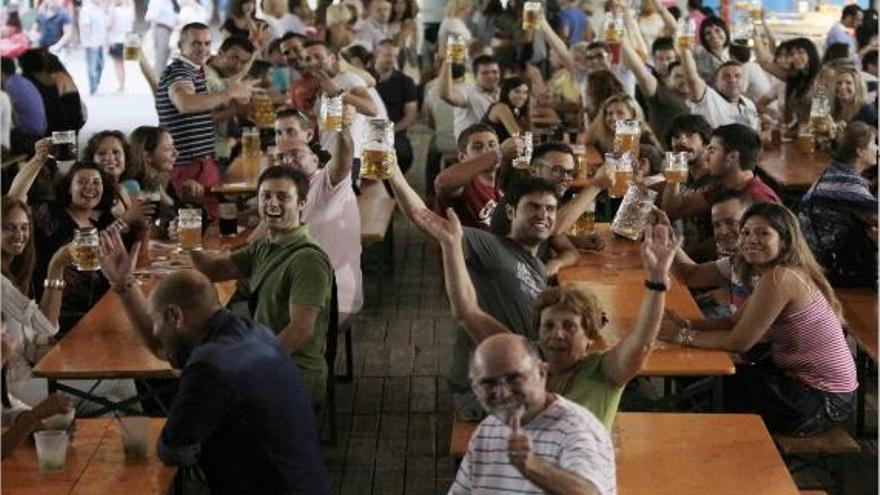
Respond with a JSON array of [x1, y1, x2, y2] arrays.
[[773, 427, 861, 456]]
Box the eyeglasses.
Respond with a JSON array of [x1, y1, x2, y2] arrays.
[[546, 165, 576, 179], [475, 365, 535, 392]]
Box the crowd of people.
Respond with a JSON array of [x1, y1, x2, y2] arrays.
[[1, 0, 878, 493]]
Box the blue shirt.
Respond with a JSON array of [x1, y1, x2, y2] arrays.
[[158, 309, 329, 495], [825, 22, 856, 58], [558, 7, 589, 46], [36, 9, 71, 48], [4, 74, 47, 136]]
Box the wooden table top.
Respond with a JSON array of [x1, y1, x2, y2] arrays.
[[615, 413, 799, 495], [559, 225, 735, 376], [836, 288, 878, 362], [757, 142, 830, 191], [2, 418, 174, 495]]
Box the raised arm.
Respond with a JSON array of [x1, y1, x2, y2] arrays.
[[554, 163, 611, 234], [751, 25, 787, 81], [438, 60, 468, 108], [622, 7, 650, 62], [7, 138, 51, 202], [680, 46, 707, 102], [138, 49, 158, 96], [622, 37, 659, 99], [435, 137, 521, 200], [169, 77, 255, 114], [651, 0, 677, 37], [487, 105, 523, 142], [543, 234, 581, 276], [601, 224, 677, 386], [413, 208, 510, 343], [388, 159, 430, 221], [538, 15, 576, 71], [659, 180, 710, 219]]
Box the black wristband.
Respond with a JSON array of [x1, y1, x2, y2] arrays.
[[644, 279, 668, 292]]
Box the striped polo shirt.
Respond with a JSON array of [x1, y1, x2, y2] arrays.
[[451, 396, 616, 495], [156, 56, 215, 165]]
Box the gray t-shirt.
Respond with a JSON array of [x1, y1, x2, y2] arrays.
[[449, 228, 546, 391]]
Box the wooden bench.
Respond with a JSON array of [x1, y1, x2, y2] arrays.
[[450, 415, 479, 460], [774, 427, 860, 492]]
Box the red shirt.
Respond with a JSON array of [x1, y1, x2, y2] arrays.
[[703, 175, 781, 205], [435, 179, 503, 231], [289, 73, 321, 137]]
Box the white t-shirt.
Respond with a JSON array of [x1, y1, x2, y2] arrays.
[[452, 83, 496, 139], [450, 396, 616, 495], [689, 86, 760, 132], [303, 168, 363, 314], [354, 18, 391, 51], [317, 72, 370, 159], [108, 4, 135, 44], [742, 61, 773, 103], [437, 17, 471, 48], [79, 1, 108, 48]]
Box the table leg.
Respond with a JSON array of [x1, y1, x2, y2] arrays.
[[51, 382, 142, 417]]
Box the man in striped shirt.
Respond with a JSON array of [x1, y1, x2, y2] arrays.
[[451, 334, 616, 495], [155, 22, 255, 219]]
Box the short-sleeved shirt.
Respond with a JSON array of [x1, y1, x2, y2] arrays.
[[547, 352, 624, 430], [230, 225, 333, 404], [4, 74, 46, 136], [825, 23, 856, 58], [449, 228, 546, 391], [36, 10, 71, 47], [436, 177, 503, 231], [450, 396, 616, 495], [689, 86, 761, 132], [646, 83, 690, 144], [703, 175, 780, 205], [158, 309, 329, 495], [156, 57, 216, 165], [452, 83, 497, 139], [558, 7, 589, 45], [376, 70, 418, 125]]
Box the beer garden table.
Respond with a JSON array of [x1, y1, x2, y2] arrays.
[[835, 287, 878, 436], [755, 142, 830, 193]]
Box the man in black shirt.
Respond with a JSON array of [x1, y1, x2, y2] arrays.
[[374, 39, 418, 173]]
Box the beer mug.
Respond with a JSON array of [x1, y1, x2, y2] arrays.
[[663, 152, 689, 184], [569, 201, 596, 237], [123, 32, 140, 61], [320, 94, 344, 132], [251, 92, 275, 129], [522, 1, 542, 31], [796, 127, 816, 154], [219, 202, 239, 236], [447, 33, 466, 65], [572, 144, 589, 181], [177, 209, 202, 251], [361, 119, 395, 180], [611, 185, 658, 241], [72, 228, 101, 271], [613, 120, 641, 158], [607, 152, 634, 199], [676, 17, 696, 50], [604, 13, 625, 64], [511, 132, 533, 170], [51, 130, 77, 174]]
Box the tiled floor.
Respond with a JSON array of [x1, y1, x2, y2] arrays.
[[322, 128, 879, 495]]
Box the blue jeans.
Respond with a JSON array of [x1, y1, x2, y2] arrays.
[[85, 47, 104, 95]]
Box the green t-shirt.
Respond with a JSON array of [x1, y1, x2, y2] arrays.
[[204, 63, 231, 160], [546, 352, 624, 430], [230, 225, 333, 405]]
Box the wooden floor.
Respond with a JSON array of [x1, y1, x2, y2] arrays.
[[322, 128, 878, 495]]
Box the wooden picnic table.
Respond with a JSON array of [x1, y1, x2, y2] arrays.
[[558, 224, 735, 377], [2, 418, 174, 495], [757, 142, 830, 192]]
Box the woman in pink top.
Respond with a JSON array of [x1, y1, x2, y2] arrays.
[[659, 203, 857, 436]]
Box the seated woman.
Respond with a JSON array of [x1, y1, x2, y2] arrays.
[[482, 76, 532, 143], [125, 126, 182, 235], [692, 16, 731, 84], [661, 203, 858, 436], [798, 121, 878, 287], [415, 207, 677, 429], [583, 93, 661, 154], [82, 130, 155, 222], [831, 65, 878, 129]]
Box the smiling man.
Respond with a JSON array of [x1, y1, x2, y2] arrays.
[[188, 166, 334, 407]]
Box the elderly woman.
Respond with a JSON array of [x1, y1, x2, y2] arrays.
[[416, 207, 677, 429]]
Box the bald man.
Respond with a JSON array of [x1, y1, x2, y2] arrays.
[[98, 232, 329, 495], [451, 334, 616, 495]]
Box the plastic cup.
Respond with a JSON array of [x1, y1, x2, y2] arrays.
[[34, 430, 69, 472], [119, 416, 149, 460]]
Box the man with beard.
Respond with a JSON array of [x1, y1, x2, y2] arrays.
[[98, 232, 329, 494], [450, 334, 616, 495]]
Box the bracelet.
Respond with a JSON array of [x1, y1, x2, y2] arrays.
[[644, 279, 668, 291], [111, 277, 137, 294], [43, 279, 66, 290]]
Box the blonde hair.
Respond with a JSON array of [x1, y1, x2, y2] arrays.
[[831, 65, 868, 123], [326, 3, 353, 25], [586, 93, 661, 153], [444, 0, 471, 18]]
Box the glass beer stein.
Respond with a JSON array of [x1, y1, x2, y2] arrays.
[[522, 1, 541, 31], [607, 152, 634, 199], [676, 17, 696, 50], [447, 34, 466, 65], [572, 144, 589, 181], [320, 94, 344, 132], [177, 209, 203, 251], [361, 119, 395, 180], [569, 201, 596, 237], [611, 185, 658, 241], [51, 130, 77, 173], [123, 32, 141, 61], [511, 131, 533, 170], [251, 92, 275, 129], [614, 120, 641, 158], [72, 228, 100, 271], [663, 152, 689, 184]]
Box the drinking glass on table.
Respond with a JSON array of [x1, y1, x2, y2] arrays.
[[119, 416, 149, 460], [72, 228, 101, 271], [34, 430, 69, 472], [177, 209, 203, 251], [569, 201, 596, 237]]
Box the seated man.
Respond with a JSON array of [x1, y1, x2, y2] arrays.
[[191, 167, 334, 407], [97, 245, 329, 494], [681, 43, 761, 132], [450, 333, 616, 495]]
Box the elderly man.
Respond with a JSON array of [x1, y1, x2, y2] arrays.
[[98, 233, 329, 494], [451, 334, 616, 494]]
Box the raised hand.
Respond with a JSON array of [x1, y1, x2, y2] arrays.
[[34, 138, 52, 162], [98, 230, 140, 287], [640, 224, 680, 278], [413, 207, 463, 247], [499, 135, 525, 160]]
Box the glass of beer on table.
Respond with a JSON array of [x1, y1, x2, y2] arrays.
[[676, 17, 696, 50], [607, 152, 634, 199], [569, 201, 596, 237], [361, 119, 395, 180], [522, 1, 541, 31], [663, 151, 689, 184], [71, 227, 100, 271], [796, 126, 816, 154], [320, 93, 344, 132], [51, 130, 77, 173], [447, 33, 466, 65], [177, 208, 203, 251], [614, 120, 640, 157]]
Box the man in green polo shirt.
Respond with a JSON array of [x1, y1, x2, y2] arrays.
[[190, 166, 333, 406]]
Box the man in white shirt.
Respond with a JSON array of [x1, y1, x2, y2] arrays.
[[682, 45, 760, 132], [825, 5, 862, 58], [353, 0, 392, 50], [145, 0, 178, 75], [438, 54, 500, 139], [261, 0, 314, 38], [450, 334, 616, 495], [79, 0, 108, 95]]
